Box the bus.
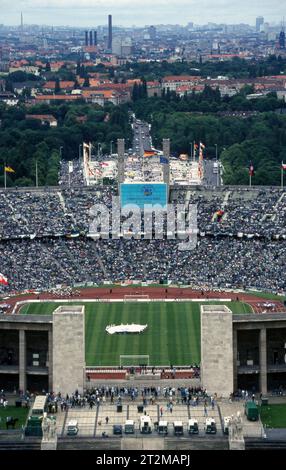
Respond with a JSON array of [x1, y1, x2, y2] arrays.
[[31, 395, 47, 416]]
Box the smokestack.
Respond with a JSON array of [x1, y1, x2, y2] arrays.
[[85, 31, 89, 46], [89, 31, 93, 46], [108, 14, 112, 50], [94, 31, 97, 46]]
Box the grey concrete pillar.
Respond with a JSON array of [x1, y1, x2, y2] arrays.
[[48, 329, 53, 392], [259, 328, 267, 394], [19, 329, 27, 393], [117, 139, 125, 189], [233, 328, 238, 392], [162, 138, 170, 187]]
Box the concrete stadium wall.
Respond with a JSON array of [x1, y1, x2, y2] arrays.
[[200, 305, 234, 397], [52, 306, 85, 395]]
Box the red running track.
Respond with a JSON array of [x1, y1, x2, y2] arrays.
[[4, 286, 285, 314]]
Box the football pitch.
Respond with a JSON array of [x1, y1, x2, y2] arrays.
[[20, 301, 252, 366]]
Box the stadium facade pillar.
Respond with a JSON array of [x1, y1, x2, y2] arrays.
[[48, 329, 53, 392], [117, 138, 125, 193], [19, 329, 27, 393], [201, 305, 234, 397], [52, 306, 85, 396], [259, 328, 267, 394], [162, 138, 170, 193], [233, 327, 238, 392]]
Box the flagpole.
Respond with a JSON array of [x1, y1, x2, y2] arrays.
[[282, 167, 284, 189], [4, 163, 6, 190], [249, 174, 252, 188], [36, 160, 38, 188]]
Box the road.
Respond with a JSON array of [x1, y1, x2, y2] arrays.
[[132, 118, 153, 157]]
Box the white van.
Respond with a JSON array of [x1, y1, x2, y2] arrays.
[[158, 420, 168, 435], [140, 415, 152, 434], [124, 420, 135, 434], [67, 420, 78, 436]]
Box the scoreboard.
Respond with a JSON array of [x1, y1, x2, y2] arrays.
[[120, 183, 167, 209]]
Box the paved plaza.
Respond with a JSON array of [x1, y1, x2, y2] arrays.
[[56, 403, 224, 438]]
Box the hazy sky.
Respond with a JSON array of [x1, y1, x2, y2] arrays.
[[0, 0, 284, 27]]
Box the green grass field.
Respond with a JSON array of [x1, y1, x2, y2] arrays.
[[20, 301, 252, 366], [0, 406, 29, 430], [259, 404, 286, 428]]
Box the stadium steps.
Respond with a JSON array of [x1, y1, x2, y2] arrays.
[[0, 439, 41, 450], [245, 438, 286, 450], [165, 437, 229, 450], [57, 437, 121, 450]]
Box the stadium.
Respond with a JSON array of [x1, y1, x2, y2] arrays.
[[0, 121, 286, 450]]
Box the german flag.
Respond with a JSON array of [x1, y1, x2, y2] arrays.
[[144, 150, 156, 157]]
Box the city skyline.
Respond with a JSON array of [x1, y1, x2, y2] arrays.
[[0, 0, 285, 27]]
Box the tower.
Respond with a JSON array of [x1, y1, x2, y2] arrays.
[[279, 19, 285, 49], [89, 30, 93, 47], [162, 138, 170, 190], [117, 139, 125, 191], [85, 31, 89, 47], [94, 31, 97, 47], [108, 14, 112, 50], [21, 12, 23, 31], [256, 16, 264, 33]]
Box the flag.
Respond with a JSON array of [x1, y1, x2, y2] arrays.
[[0, 273, 8, 286], [160, 156, 169, 164], [249, 162, 255, 177], [144, 151, 155, 157], [5, 166, 15, 173], [282, 162, 286, 170], [199, 142, 205, 161], [193, 143, 199, 159]]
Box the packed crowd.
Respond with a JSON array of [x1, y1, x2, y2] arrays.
[[42, 385, 209, 410], [0, 186, 285, 240], [0, 187, 285, 294]]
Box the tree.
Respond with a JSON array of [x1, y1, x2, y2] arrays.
[[45, 62, 51, 72], [76, 61, 81, 76], [83, 76, 90, 87], [55, 78, 61, 94]]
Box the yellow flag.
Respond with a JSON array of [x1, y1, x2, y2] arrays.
[[5, 166, 15, 173]]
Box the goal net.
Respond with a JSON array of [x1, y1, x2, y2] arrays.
[[120, 355, 150, 367], [124, 294, 150, 302]]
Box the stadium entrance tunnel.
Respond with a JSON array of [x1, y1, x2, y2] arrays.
[[27, 375, 48, 393]]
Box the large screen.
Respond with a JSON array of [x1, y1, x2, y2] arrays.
[[121, 183, 167, 209]]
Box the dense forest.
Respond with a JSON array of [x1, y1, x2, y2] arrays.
[[0, 103, 132, 187]]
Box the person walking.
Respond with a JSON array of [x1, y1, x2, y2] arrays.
[[160, 406, 163, 417]]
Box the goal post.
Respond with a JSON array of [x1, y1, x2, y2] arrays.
[[120, 355, 150, 367], [123, 294, 150, 302]]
